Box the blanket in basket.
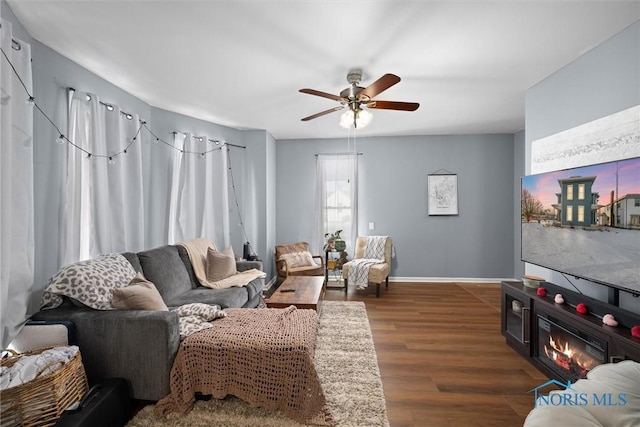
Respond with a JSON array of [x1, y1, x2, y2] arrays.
[[0, 346, 79, 390]]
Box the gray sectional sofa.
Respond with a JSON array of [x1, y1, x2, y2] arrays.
[[32, 244, 264, 401]]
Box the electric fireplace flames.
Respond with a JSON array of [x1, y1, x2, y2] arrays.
[[537, 314, 606, 382]]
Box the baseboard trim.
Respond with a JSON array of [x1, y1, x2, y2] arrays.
[[389, 277, 517, 283], [266, 276, 516, 289], [263, 276, 278, 293]]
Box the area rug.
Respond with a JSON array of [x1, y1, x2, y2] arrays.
[[127, 301, 389, 427]]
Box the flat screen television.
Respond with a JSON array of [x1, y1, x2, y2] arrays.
[[521, 157, 640, 296]]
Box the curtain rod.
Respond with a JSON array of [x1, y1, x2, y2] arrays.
[[315, 152, 363, 156], [67, 87, 142, 121], [172, 131, 245, 148], [226, 142, 246, 149], [62, 87, 241, 150]]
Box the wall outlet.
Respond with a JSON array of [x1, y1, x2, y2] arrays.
[[369, 222, 375, 230]]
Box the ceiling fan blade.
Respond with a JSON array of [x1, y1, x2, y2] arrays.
[[367, 100, 419, 111], [299, 88, 343, 102], [301, 106, 344, 121], [358, 74, 401, 100]]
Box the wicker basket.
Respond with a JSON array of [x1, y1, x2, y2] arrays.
[[0, 347, 88, 427]]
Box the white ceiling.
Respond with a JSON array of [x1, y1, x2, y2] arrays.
[[7, 1, 640, 140]]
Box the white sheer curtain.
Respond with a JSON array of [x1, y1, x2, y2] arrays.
[[168, 132, 229, 248], [313, 154, 358, 255], [60, 90, 145, 265], [1, 20, 34, 347]]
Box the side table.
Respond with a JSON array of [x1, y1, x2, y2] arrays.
[[325, 250, 347, 292]]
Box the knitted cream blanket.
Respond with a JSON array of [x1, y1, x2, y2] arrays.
[[178, 238, 265, 289]]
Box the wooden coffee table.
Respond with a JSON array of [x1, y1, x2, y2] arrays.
[[266, 276, 325, 312]]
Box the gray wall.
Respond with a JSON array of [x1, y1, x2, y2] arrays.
[[525, 21, 640, 313], [513, 130, 526, 279], [2, 2, 267, 310], [238, 130, 277, 280], [276, 134, 516, 281]]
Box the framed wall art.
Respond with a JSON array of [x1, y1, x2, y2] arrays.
[[428, 172, 458, 216]]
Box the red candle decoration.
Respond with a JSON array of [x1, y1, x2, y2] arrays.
[[536, 287, 547, 297], [576, 303, 588, 315], [631, 326, 640, 339]]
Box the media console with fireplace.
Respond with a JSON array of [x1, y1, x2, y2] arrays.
[[501, 280, 640, 382]]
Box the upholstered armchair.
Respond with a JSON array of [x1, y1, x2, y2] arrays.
[[342, 236, 393, 297], [274, 242, 324, 280]]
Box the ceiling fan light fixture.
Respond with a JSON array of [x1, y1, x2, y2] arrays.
[[302, 71, 416, 127], [340, 108, 373, 129], [339, 110, 354, 128]]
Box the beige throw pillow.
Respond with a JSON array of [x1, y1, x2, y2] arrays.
[[112, 272, 168, 311], [206, 246, 237, 282], [279, 251, 316, 270]]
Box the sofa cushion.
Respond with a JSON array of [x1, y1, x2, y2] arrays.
[[121, 252, 143, 273], [175, 245, 200, 288], [137, 245, 192, 302], [206, 247, 237, 282], [165, 286, 249, 309], [112, 272, 169, 311]]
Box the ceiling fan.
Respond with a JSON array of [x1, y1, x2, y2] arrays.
[[299, 69, 419, 128]]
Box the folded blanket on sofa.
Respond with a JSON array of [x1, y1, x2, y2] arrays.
[[178, 238, 265, 289]]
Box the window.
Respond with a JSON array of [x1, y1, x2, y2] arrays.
[[578, 184, 585, 200], [325, 178, 352, 236], [578, 205, 585, 222], [314, 154, 358, 254], [566, 205, 573, 222], [62, 90, 146, 265], [566, 184, 573, 201]]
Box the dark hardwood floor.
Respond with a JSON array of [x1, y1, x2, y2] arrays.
[[324, 281, 550, 427]]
